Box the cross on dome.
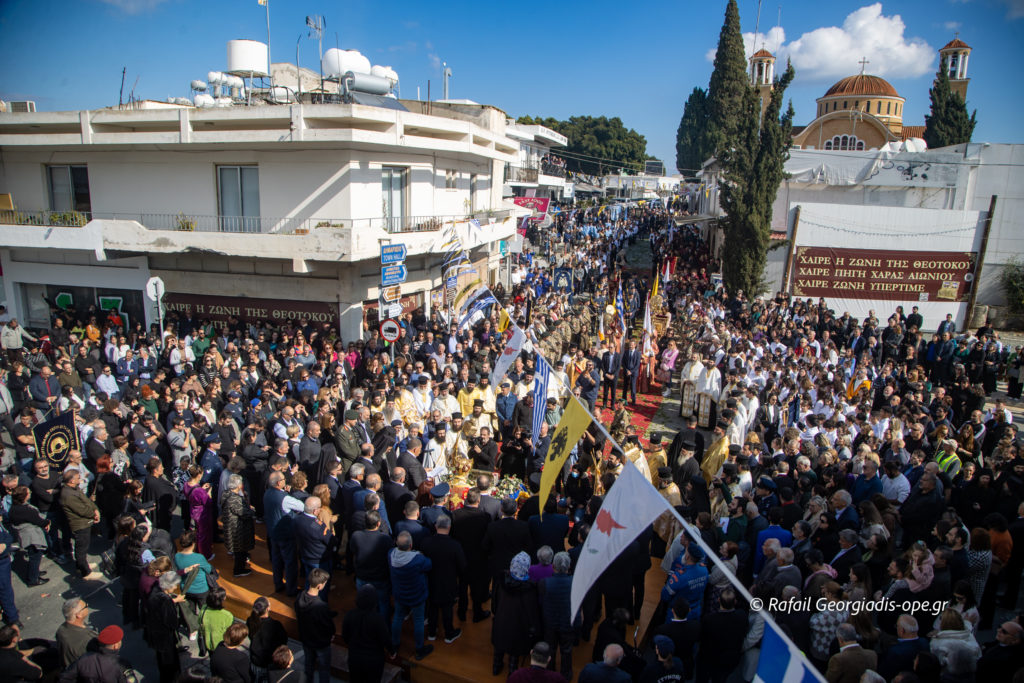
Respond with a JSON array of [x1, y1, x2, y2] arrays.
[[858, 57, 870, 74]]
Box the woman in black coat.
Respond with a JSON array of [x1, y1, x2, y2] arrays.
[[246, 597, 288, 683], [210, 622, 252, 683], [491, 552, 541, 676], [342, 584, 393, 682], [221, 474, 255, 576], [145, 572, 185, 683]]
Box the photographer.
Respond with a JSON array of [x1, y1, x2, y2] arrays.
[[470, 426, 499, 472], [499, 426, 532, 481]]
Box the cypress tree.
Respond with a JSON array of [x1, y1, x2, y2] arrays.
[[676, 87, 709, 175], [923, 57, 977, 149], [704, 0, 749, 159]]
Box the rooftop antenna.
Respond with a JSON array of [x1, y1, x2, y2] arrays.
[[442, 61, 452, 100], [306, 15, 325, 93], [119, 67, 126, 108]]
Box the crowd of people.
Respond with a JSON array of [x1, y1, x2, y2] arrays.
[[0, 200, 1020, 683]]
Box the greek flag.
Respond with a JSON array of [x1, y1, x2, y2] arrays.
[[754, 619, 822, 683], [532, 355, 551, 439], [616, 282, 627, 332]]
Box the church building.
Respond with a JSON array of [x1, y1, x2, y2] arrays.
[[748, 37, 972, 151]]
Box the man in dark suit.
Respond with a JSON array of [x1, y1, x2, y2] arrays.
[[978, 620, 1024, 680], [396, 438, 428, 492], [481, 497, 533, 610], [697, 588, 747, 683], [905, 306, 923, 333], [600, 344, 621, 408], [829, 530, 863, 581], [474, 474, 502, 521], [831, 490, 860, 531], [936, 313, 956, 336], [452, 489, 492, 622], [393, 500, 429, 549], [382, 467, 414, 527], [352, 443, 378, 477], [827, 623, 879, 683], [421, 515, 466, 643], [654, 596, 701, 681], [294, 496, 333, 598], [877, 615, 929, 681], [339, 462, 364, 527], [621, 340, 641, 405]]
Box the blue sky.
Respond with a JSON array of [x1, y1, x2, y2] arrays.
[[2, 0, 1021, 173]]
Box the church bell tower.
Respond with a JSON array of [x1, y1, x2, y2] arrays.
[[749, 49, 775, 125], [938, 36, 972, 101]]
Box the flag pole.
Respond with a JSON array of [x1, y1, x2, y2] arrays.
[[662, 503, 828, 683]]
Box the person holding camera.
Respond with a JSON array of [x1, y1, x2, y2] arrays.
[[470, 426, 499, 472]]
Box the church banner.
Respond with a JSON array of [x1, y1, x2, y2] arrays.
[[33, 412, 80, 467], [791, 247, 976, 303], [538, 396, 592, 519]]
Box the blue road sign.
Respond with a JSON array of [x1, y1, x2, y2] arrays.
[[380, 243, 407, 264], [381, 264, 408, 286]]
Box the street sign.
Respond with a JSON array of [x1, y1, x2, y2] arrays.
[[499, 240, 507, 256], [145, 276, 165, 302], [380, 243, 407, 265], [388, 303, 402, 319], [381, 264, 408, 286], [379, 318, 401, 342], [381, 285, 401, 302]]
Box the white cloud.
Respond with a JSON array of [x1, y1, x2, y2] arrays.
[[428, 53, 441, 71], [707, 4, 936, 82], [1001, 0, 1024, 18], [943, 21, 962, 31], [98, 0, 169, 14]]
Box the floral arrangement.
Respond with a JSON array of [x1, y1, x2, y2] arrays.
[[495, 474, 529, 503]]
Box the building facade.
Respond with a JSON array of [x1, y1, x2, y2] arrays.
[[0, 99, 522, 341]]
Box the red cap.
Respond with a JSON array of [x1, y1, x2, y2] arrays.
[[97, 625, 123, 646]]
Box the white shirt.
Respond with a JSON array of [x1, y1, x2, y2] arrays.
[[882, 473, 911, 503]]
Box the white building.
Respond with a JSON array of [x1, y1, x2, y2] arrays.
[[0, 96, 521, 342], [700, 143, 1024, 328], [503, 122, 571, 202]]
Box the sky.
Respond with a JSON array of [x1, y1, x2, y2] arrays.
[[2, 0, 1022, 174]]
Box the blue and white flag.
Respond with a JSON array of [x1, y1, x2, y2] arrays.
[[616, 282, 627, 332], [459, 294, 497, 330], [531, 355, 551, 439], [754, 619, 822, 683]]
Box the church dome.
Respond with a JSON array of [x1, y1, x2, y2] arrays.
[[824, 74, 900, 98]]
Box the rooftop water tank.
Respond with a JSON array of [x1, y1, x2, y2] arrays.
[[370, 65, 399, 87], [194, 94, 215, 108], [323, 48, 371, 78], [190, 80, 207, 92], [226, 40, 269, 77]]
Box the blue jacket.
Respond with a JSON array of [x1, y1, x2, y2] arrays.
[[263, 487, 288, 536], [496, 393, 518, 424], [661, 563, 709, 620], [539, 573, 575, 631], [294, 513, 332, 565], [852, 474, 883, 505], [389, 547, 431, 606]]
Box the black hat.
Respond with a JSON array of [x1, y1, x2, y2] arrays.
[[657, 466, 673, 480], [649, 433, 662, 445], [736, 454, 751, 466], [451, 411, 463, 420], [680, 437, 696, 451], [467, 374, 478, 383], [716, 419, 730, 430], [720, 408, 735, 419], [728, 444, 741, 455], [418, 376, 428, 385], [473, 399, 484, 408]]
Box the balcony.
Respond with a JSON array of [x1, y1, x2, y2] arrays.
[[0, 208, 514, 235], [504, 164, 539, 184]]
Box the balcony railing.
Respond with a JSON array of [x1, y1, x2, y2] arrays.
[[504, 164, 539, 184], [0, 208, 513, 235]]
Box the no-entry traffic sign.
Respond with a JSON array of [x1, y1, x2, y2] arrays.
[[379, 318, 401, 342]]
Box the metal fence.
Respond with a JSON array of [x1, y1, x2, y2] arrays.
[[0, 208, 513, 235]]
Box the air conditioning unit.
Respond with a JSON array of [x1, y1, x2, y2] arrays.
[[9, 101, 36, 113]]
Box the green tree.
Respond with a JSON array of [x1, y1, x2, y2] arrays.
[[923, 57, 977, 149], [709, 0, 795, 295], [676, 87, 709, 175], [515, 114, 650, 175], [704, 0, 750, 161]]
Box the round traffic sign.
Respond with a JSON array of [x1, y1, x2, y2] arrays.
[[379, 318, 401, 342]]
